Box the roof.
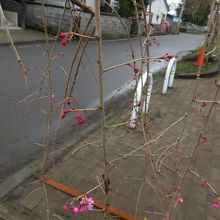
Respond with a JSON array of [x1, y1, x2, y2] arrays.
[[164, 0, 169, 11]]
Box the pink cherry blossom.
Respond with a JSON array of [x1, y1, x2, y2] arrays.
[[67, 100, 72, 105], [78, 118, 85, 125], [72, 206, 80, 214], [60, 113, 65, 119], [63, 109, 69, 114], [63, 204, 68, 212], [211, 199, 219, 209], [200, 178, 208, 187], [80, 197, 94, 206], [75, 112, 85, 125], [200, 135, 208, 143], [127, 63, 139, 74], [59, 32, 67, 38], [61, 37, 68, 46], [60, 109, 69, 119], [79, 196, 94, 211], [177, 193, 184, 205]]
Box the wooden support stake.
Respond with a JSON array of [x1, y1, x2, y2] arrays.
[[43, 176, 141, 220]]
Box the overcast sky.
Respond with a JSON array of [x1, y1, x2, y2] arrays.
[[167, 0, 182, 5], [167, 0, 182, 10]]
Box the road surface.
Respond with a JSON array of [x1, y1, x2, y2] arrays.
[[0, 33, 204, 178]]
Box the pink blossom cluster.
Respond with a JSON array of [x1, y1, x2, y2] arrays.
[[147, 38, 160, 47], [63, 196, 94, 216], [75, 112, 85, 125], [160, 21, 170, 30], [199, 177, 219, 209], [60, 101, 85, 125], [59, 32, 69, 46]]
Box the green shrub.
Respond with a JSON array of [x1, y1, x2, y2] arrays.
[[118, 0, 135, 17]]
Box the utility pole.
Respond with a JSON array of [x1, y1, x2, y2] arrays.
[[176, 0, 186, 34]]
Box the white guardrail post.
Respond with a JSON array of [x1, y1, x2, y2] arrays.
[[162, 57, 177, 94], [129, 72, 153, 129]]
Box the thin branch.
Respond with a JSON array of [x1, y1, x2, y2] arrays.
[[69, 0, 95, 15], [0, 4, 28, 83]]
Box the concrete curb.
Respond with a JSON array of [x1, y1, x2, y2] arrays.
[[177, 68, 219, 79]]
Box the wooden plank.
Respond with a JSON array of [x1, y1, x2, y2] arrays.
[[43, 176, 140, 220]]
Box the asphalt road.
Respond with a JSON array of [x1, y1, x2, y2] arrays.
[[0, 33, 204, 178]]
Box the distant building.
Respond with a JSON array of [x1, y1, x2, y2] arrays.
[[147, 0, 169, 25], [0, 0, 26, 28]]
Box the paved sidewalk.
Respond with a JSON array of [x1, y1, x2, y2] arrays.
[[0, 28, 54, 45], [1, 73, 220, 220]]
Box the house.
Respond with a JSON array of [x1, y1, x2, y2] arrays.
[[147, 0, 169, 25], [0, 0, 26, 28]]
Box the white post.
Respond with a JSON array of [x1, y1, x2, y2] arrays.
[[130, 72, 153, 129], [162, 57, 177, 94]]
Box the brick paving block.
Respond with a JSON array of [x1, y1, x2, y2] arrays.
[[210, 155, 220, 169], [20, 187, 45, 210], [207, 216, 218, 220], [183, 203, 207, 220], [185, 184, 208, 205], [210, 167, 220, 189]]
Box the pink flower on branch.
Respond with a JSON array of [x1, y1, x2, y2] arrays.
[[200, 135, 208, 143], [177, 193, 184, 205], [63, 109, 69, 114], [127, 63, 140, 74], [59, 32, 67, 38], [211, 199, 219, 209], [72, 206, 80, 215], [75, 112, 85, 125], [60, 109, 69, 119], [61, 37, 68, 46], [200, 178, 208, 187], [63, 196, 94, 216], [67, 100, 72, 105], [68, 196, 94, 216], [80, 196, 94, 211], [63, 204, 68, 212]]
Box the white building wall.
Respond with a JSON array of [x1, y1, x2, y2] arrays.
[[148, 0, 168, 24]]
